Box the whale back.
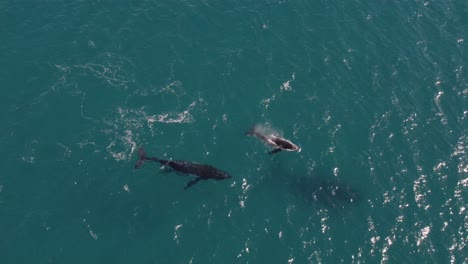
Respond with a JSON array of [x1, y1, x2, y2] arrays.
[[271, 136, 297, 150], [167, 160, 231, 180]]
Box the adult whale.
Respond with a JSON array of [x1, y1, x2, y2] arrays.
[[245, 125, 301, 155], [134, 147, 232, 189]]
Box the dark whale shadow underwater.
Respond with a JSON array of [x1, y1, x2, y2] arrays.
[[270, 163, 362, 210], [294, 176, 362, 209]]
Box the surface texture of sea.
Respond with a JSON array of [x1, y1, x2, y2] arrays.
[[1, 1, 467, 263]]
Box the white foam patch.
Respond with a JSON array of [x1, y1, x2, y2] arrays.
[[21, 156, 35, 164], [77, 63, 133, 87], [320, 215, 329, 234], [413, 174, 430, 210], [104, 102, 198, 161], [83, 218, 98, 240], [88, 40, 96, 48], [343, 58, 352, 70], [402, 112, 418, 135], [54, 53, 135, 89], [155, 80, 185, 95], [150, 102, 196, 124], [434, 91, 447, 125], [56, 142, 71, 159], [80, 91, 95, 121], [174, 224, 183, 244], [433, 161, 447, 172], [260, 94, 277, 109], [451, 135, 467, 174], [21, 140, 39, 164], [33, 55, 136, 125], [260, 73, 295, 109], [238, 178, 251, 208], [367, 216, 380, 256], [106, 130, 137, 162], [147, 110, 194, 124], [280, 72, 295, 91], [416, 226, 430, 247], [89, 230, 98, 240], [333, 167, 339, 177]]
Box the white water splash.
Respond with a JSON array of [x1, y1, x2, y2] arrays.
[[434, 91, 448, 125], [280, 72, 295, 91], [239, 178, 250, 208], [21, 156, 35, 164], [413, 174, 430, 210], [333, 167, 339, 177], [402, 112, 418, 135], [451, 135, 467, 174], [319, 210, 329, 234], [89, 230, 98, 240], [368, 216, 380, 256], [260, 94, 277, 109], [103, 101, 199, 162], [416, 226, 430, 247], [147, 101, 197, 124], [174, 224, 183, 244], [147, 111, 194, 124], [83, 218, 98, 240], [106, 130, 137, 162]]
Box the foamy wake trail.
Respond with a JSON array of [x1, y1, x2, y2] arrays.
[[104, 102, 198, 161], [54, 53, 135, 89], [147, 101, 197, 124]]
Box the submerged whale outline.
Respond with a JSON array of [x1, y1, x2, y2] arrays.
[[135, 147, 232, 189]]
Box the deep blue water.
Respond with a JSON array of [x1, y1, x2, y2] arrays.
[[1, 1, 467, 263]]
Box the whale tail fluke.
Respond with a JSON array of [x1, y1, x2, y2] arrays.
[[135, 147, 162, 169], [268, 148, 283, 155], [135, 147, 148, 169]]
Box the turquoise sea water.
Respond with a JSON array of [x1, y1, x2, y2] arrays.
[[1, 1, 467, 263]]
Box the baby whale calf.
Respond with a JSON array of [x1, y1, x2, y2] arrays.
[[135, 147, 232, 189], [245, 125, 301, 155]]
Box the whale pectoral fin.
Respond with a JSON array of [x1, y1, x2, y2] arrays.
[[184, 177, 202, 190], [268, 148, 282, 155], [135, 159, 144, 169]]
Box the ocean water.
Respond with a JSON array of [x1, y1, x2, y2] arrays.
[[1, 1, 467, 263]]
